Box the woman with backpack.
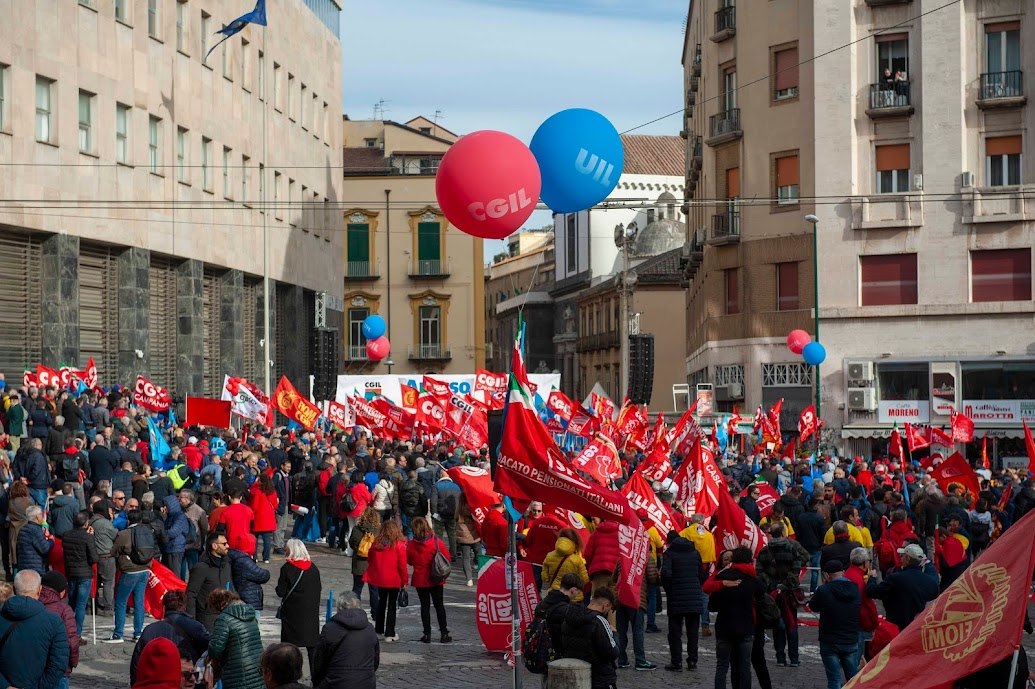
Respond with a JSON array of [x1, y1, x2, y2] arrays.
[[341, 470, 372, 557], [455, 497, 481, 587], [249, 473, 279, 563], [349, 507, 381, 613], [363, 520, 407, 642], [275, 539, 323, 672], [406, 516, 452, 643]]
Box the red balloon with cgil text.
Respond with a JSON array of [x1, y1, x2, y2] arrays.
[[435, 130, 542, 240], [366, 336, 391, 361], [786, 329, 811, 355]]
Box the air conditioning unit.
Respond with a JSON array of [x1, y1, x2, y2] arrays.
[[961, 171, 974, 188], [728, 382, 744, 400], [847, 361, 875, 381], [847, 387, 878, 411]]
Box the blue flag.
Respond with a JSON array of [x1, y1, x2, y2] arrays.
[[147, 415, 172, 470], [205, 0, 267, 61]]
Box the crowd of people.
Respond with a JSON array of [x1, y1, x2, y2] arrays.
[[0, 382, 1033, 689]]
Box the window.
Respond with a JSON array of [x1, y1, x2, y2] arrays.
[[257, 51, 265, 99], [566, 214, 577, 273], [287, 73, 295, 120], [148, 115, 161, 172], [876, 143, 910, 193], [417, 221, 441, 273], [348, 308, 369, 359], [287, 178, 295, 224], [347, 223, 370, 275], [147, 0, 159, 38], [222, 35, 231, 79], [777, 262, 799, 310], [725, 268, 739, 314], [962, 361, 1035, 400], [176, 0, 187, 52], [971, 248, 1031, 302], [258, 162, 264, 206], [0, 64, 7, 131], [986, 22, 1021, 76], [773, 46, 798, 100], [775, 154, 799, 204], [176, 126, 188, 183], [860, 253, 918, 306], [300, 83, 308, 129], [322, 101, 329, 141], [273, 171, 281, 218], [420, 306, 442, 353], [241, 38, 249, 90], [876, 362, 927, 401], [116, 103, 130, 163], [312, 93, 319, 135], [114, 0, 127, 21], [35, 76, 54, 143], [222, 146, 231, 197], [986, 135, 1022, 186], [200, 12, 210, 63], [201, 136, 212, 190], [272, 63, 281, 110], [241, 155, 250, 201], [78, 91, 94, 153], [722, 68, 737, 111], [876, 33, 908, 78]]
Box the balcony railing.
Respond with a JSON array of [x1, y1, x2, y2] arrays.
[[868, 82, 912, 112], [345, 259, 380, 280], [979, 71, 1024, 102], [708, 108, 741, 140], [692, 135, 703, 162], [408, 344, 452, 360], [576, 331, 620, 353], [710, 208, 741, 244], [713, 6, 735, 36], [407, 258, 451, 278], [347, 345, 368, 361]]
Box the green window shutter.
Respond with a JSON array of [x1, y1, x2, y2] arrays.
[[347, 223, 370, 262], [417, 222, 441, 261]]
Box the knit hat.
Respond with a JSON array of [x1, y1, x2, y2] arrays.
[[132, 637, 181, 689], [41, 570, 67, 594]]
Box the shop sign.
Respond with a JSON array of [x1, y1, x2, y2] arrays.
[[961, 400, 1035, 424], [877, 400, 930, 424]]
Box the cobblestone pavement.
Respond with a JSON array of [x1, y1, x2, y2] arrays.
[[69, 546, 1035, 688]]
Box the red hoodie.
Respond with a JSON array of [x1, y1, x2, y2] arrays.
[[480, 508, 510, 557], [584, 520, 621, 577], [132, 637, 181, 689]]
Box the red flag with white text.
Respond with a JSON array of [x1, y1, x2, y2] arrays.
[[798, 404, 820, 442], [673, 437, 724, 518], [905, 423, 931, 452], [950, 410, 975, 443], [474, 369, 508, 410], [571, 433, 622, 487], [929, 452, 980, 508], [713, 488, 767, 556], [739, 482, 780, 519], [622, 472, 677, 536], [546, 390, 577, 422], [1023, 422, 1035, 476], [36, 364, 61, 389], [326, 400, 355, 431], [447, 465, 501, 526], [133, 375, 172, 412], [667, 401, 702, 458], [422, 375, 453, 399], [273, 375, 321, 430]]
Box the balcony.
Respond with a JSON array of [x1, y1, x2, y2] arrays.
[[706, 108, 742, 146], [408, 344, 452, 362], [963, 185, 1032, 225], [691, 135, 703, 168], [850, 194, 924, 230], [575, 331, 620, 353], [407, 258, 451, 279], [866, 82, 914, 118], [690, 75, 699, 93], [708, 209, 740, 245], [711, 6, 735, 42], [345, 259, 380, 281], [346, 345, 369, 362], [692, 44, 702, 77], [977, 71, 1026, 109]]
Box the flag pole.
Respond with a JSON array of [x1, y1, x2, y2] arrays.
[[261, 23, 271, 399], [1006, 647, 1019, 689]]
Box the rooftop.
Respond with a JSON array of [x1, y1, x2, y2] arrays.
[[620, 134, 685, 177]]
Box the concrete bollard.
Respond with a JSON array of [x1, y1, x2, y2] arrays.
[[546, 658, 592, 689]]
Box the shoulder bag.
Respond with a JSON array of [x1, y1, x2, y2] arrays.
[[276, 569, 305, 620]]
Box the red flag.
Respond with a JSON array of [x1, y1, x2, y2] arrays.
[[929, 425, 955, 448], [905, 423, 931, 452], [890, 425, 905, 463], [143, 560, 187, 620], [1024, 421, 1035, 476], [326, 401, 355, 431], [422, 375, 452, 399], [36, 364, 61, 389], [399, 383, 419, 411], [997, 482, 1013, 512], [621, 472, 677, 537], [22, 370, 37, 389], [567, 405, 598, 438], [637, 451, 672, 483], [548, 505, 591, 543], [184, 397, 232, 428], [950, 410, 975, 443], [667, 401, 702, 458], [843, 508, 1035, 689], [713, 488, 767, 556], [546, 390, 576, 422], [761, 399, 784, 445], [415, 393, 448, 430], [929, 452, 980, 508], [673, 437, 724, 518], [615, 514, 650, 609], [474, 369, 508, 410], [739, 482, 780, 519], [372, 399, 416, 440], [571, 433, 622, 487], [980, 433, 989, 470], [273, 376, 321, 430], [447, 466, 501, 526], [798, 404, 819, 442], [133, 375, 172, 412], [591, 391, 616, 423], [780, 437, 797, 462], [83, 356, 98, 389], [727, 404, 742, 438], [350, 396, 387, 430]]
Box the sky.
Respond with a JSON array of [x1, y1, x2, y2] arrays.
[[340, 0, 686, 261]]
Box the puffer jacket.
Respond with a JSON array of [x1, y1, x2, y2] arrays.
[[370, 479, 395, 511], [162, 494, 190, 554], [62, 525, 100, 579], [561, 604, 618, 689], [228, 548, 271, 610], [49, 494, 79, 538], [16, 520, 54, 575], [756, 536, 811, 591], [661, 536, 705, 615], [407, 535, 450, 588], [584, 520, 621, 577], [0, 595, 69, 689], [345, 482, 372, 519], [208, 601, 265, 689], [311, 608, 380, 689], [541, 536, 590, 597], [39, 585, 79, 674]]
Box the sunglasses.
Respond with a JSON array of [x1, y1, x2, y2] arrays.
[[182, 670, 200, 681]]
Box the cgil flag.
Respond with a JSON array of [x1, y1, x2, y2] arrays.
[[273, 375, 320, 430], [713, 488, 768, 557], [672, 436, 724, 518]]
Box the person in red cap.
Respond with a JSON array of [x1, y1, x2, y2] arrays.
[[131, 636, 192, 689]]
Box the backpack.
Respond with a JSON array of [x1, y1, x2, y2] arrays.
[[60, 454, 80, 483], [430, 541, 451, 583], [357, 532, 375, 558], [129, 525, 156, 565], [437, 487, 458, 519], [400, 480, 423, 517], [756, 589, 781, 628], [522, 613, 555, 674], [340, 487, 359, 515], [184, 518, 201, 551]]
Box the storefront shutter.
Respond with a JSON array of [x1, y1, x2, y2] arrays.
[[148, 257, 178, 392], [0, 233, 42, 381], [79, 244, 119, 382], [203, 269, 222, 397]]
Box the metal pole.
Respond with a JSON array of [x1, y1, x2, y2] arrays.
[[384, 189, 392, 353], [261, 25, 271, 398], [620, 240, 629, 401], [806, 214, 820, 458], [507, 511, 522, 689], [1006, 646, 1020, 689]]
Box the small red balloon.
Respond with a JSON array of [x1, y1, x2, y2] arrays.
[[366, 336, 391, 361], [786, 329, 812, 355], [435, 130, 542, 240]]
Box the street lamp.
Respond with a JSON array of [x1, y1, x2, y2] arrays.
[[384, 357, 394, 375], [614, 221, 639, 401], [804, 213, 820, 455]]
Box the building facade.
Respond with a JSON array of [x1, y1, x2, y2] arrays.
[[683, 0, 1034, 460], [341, 116, 485, 376], [0, 0, 344, 397]]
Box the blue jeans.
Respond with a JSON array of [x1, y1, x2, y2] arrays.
[[353, 574, 379, 614], [616, 604, 646, 665], [715, 634, 753, 689], [114, 570, 148, 639], [646, 584, 660, 628], [182, 549, 200, 580], [856, 631, 873, 668], [702, 592, 711, 627], [29, 488, 48, 510], [55, 677, 69, 689], [809, 550, 822, 592], [256, 533, 272, 561], [68, 576, 92, 636], [820, 643, 859, 689], [400, 513, 412, 538]]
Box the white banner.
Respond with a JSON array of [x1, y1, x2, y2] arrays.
[[335, 373, 561, 406], [961, 400, 1035, 424], [877, 400, 930, 424]]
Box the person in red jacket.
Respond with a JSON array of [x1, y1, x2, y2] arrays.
[[480, 503, 510, 557], [341, 472, 372, 557], [584, 519, 621, 596], [522, 510, 565, 592], [249, 474, 279, 563], [316, 461, 335, 542], [211, 487, 255, 552], [363, 520, 408, 642], [406, 516, 452, 643], [182, 437, 203, 473]]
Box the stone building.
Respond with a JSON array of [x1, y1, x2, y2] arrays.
[[0, 0, 344, 397]]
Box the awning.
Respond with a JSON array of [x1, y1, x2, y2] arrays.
[[841, 426, 1026, 439]]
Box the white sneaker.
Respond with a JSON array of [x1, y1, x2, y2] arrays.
[[344, 548, 354, 557], [385, 635, 399, 643], [466, 579, 473, 587], [315, 537, 327, 544]]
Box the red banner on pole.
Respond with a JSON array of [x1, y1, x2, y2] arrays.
[[447, 465, 501, 526], [133, 375, 172, 412], [273, 375, 320, 430], [184, 397, 232, 428], [474, 558, 540, 653]]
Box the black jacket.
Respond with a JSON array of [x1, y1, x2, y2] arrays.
[[707, 565, 762, 638], [865, 563, 940, 632], [796, 511, 826, 553], [129, 612, 211, 684], [88, 445, 119, 483], [276, 562, 323, 647], [49, 495, 79, 538], [61, 526, 99, 579], [561, 604, 617, 689], [28, 407, 53, 438], [61, 399, 83, 434], [820, 537, 861, 569], [739, 496, 761, 525], [112, 469, 134, 498], [779, 493, 806, 530], [535, 589, 571, 656], [228, 548, 271, 610], [15, 448, 50, 489], [312, 608, 380, 689], [45, 425, 73, 459], [809, 577, 860, 646], [186, 551, 233, 631], [660, 536, 705, 615]]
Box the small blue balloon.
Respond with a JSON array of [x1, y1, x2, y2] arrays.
[[361, 315, 386, 340], [530, 108, 624, 213], [802, 341, 827, 366]]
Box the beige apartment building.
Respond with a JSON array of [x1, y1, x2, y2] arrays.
[[0, 0, 344, 397], [342, 116, 485, 376], [683, 0, 1034, 461]]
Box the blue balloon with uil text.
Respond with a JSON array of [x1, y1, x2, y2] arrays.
[[802, 341, 827, 366], [361, 314, 386, 340], [530, 108, 624, 213]]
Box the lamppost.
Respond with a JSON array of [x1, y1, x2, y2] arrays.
[[805, 213, 821, 453], [614, 221, 638, 401], [384, 357, 394, 375]]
